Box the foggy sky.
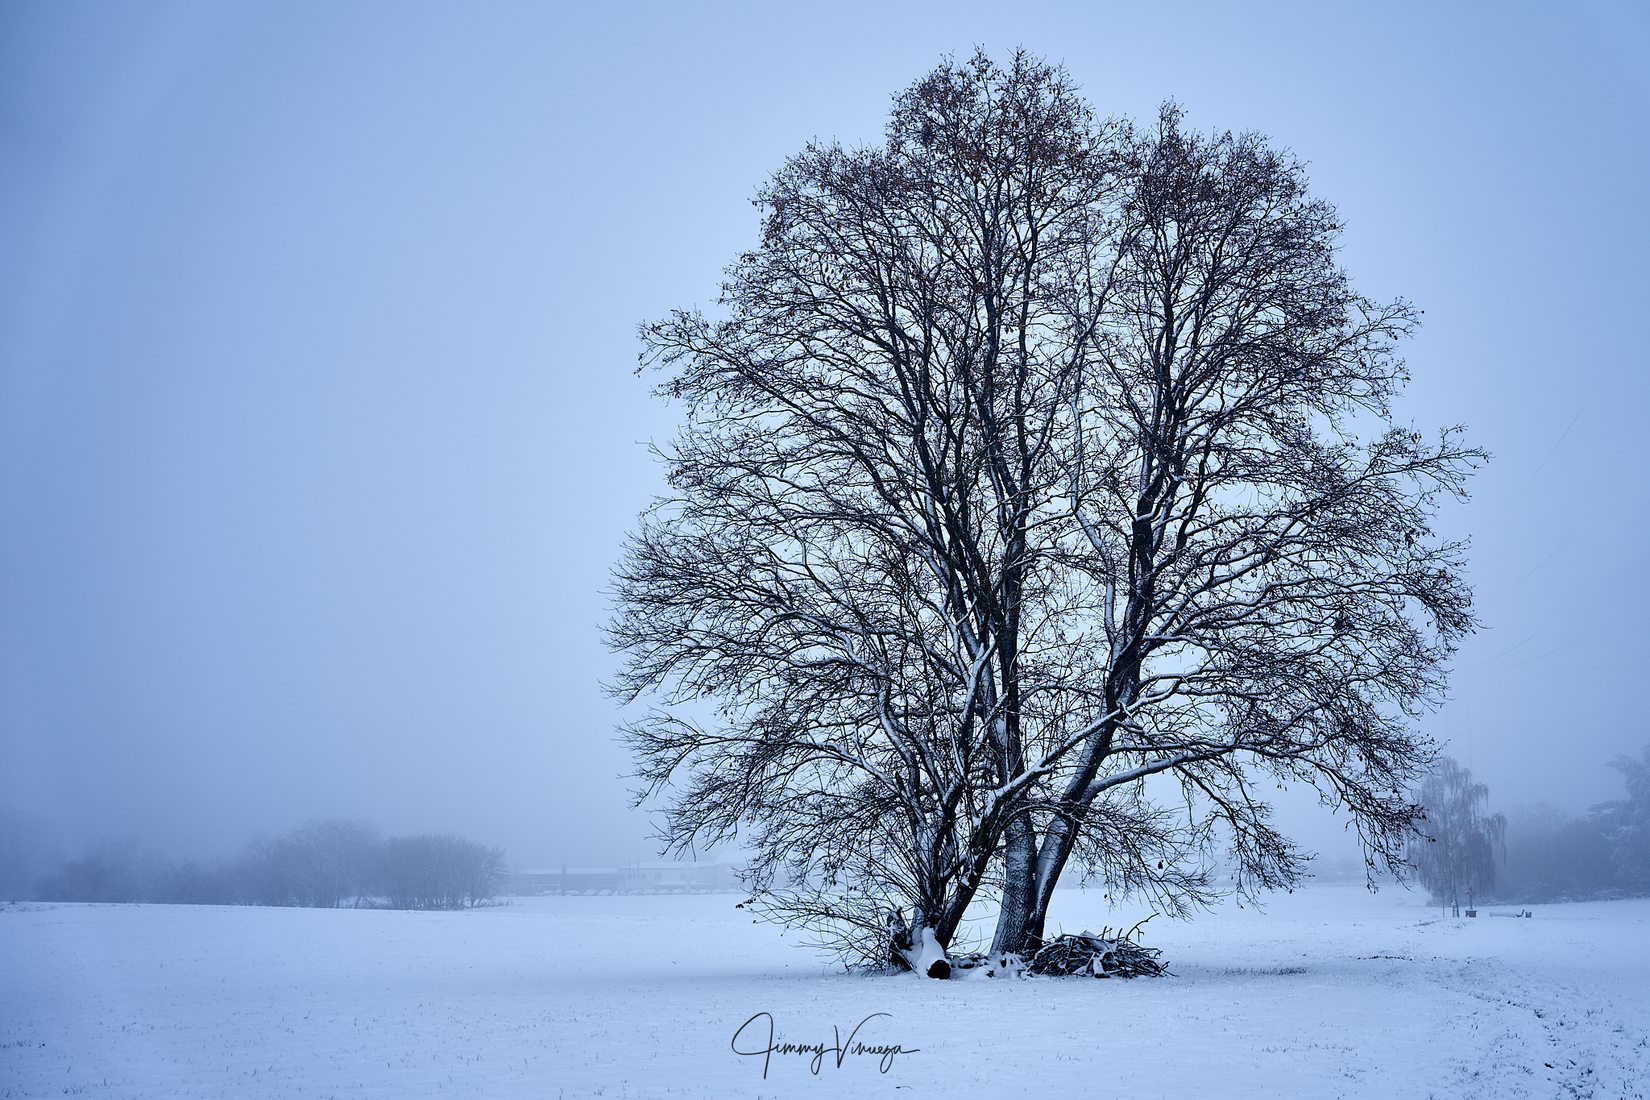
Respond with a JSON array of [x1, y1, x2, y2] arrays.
[[3, 1, 1648, 872]]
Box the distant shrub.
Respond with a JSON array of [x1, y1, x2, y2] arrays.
[[374, 834, 504, 910]]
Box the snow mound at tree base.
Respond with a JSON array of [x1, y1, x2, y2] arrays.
[[949, 951, 1028, 979]]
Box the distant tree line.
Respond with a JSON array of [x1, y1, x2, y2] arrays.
[[1410, 747, 1650, 907], [1498, 745, 1650, 903], [29, 819, 505, 910]]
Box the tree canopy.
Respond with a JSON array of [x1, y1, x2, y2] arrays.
[[611, 50, 1480, 967]]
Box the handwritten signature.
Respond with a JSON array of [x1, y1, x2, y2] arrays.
[[731, 1011, 918, 1078]]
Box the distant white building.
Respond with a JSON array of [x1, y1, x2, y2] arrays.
[[507, 862, 739, 895], [617, 862, 739, 892], [508, 867, 619, 894]]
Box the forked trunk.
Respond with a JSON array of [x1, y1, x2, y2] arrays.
[[990, 818, 1038, 954]]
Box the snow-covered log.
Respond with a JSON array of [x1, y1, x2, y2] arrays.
[[901, 926, 952, 979]]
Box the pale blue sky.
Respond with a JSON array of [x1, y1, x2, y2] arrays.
[[3, 1, 1647, 867]]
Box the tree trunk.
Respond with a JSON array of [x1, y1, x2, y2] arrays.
[[990, 816, 1038, 954], [994, 818, 1080, 954]]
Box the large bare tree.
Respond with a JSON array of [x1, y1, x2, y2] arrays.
[[610, 51, 1480, 969]]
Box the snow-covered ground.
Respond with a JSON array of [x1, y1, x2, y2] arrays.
[[3, 886, 1647, 1099]]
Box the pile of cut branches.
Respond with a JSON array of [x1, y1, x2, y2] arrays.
[[1028, 918, 1167, 979]]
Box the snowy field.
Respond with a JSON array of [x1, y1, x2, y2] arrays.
[[3, 886, 1648, 1100]]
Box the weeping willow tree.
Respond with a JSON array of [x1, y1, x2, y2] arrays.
[[1409, 757, 1505, 915]]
